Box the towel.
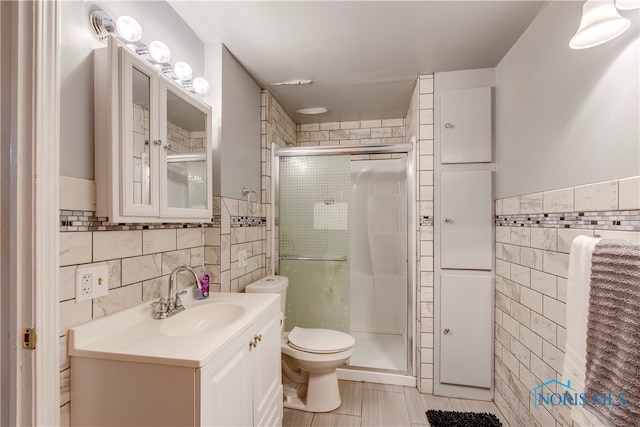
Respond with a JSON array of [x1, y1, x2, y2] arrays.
[[564, 235, 600, 391], [584, 239, 640, 426], [564, 235, 607, 427]]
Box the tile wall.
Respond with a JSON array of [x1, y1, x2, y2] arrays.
[[493, 176, 640, 427], [205, 197, 268, 293], [260, 90, 297, 273], [296, 119, 405, 147], [413, 75, 435, 394], [58, 223, 208, 424]]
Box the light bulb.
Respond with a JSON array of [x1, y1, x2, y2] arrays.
[[192, 77, 209, 94], [615, 0, 640, 9], [115, 16, 142, 42], [148, 41, 171, 63], [173, 62, 193, 81]]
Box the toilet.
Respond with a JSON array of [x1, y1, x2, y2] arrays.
[[245, 275, 355, 413]]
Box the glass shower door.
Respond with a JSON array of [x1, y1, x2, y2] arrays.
[[278, 155, 351, 333]]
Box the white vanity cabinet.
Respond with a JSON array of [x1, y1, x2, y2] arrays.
[[69, 295, 282, 427], [199, 309, 282, 427], [94, 36, 212, 223]]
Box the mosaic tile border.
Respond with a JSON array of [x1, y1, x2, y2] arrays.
[[230, 216, 267, 227], [420, 216, 434, 227], [59, 210, 218, 232], [495, 209, 640, 231]]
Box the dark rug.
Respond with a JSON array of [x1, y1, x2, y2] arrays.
[[426, 410, 503, 427]]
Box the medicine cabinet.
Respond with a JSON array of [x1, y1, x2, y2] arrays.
[[94, 36, 212, 223]]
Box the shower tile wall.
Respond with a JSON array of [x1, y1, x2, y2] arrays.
[[297, 118, 406, 147], [261, 90, 297, 273], [492, 176, 640, 427]]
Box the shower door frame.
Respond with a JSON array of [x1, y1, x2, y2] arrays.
[[272, 143, 417, 380]]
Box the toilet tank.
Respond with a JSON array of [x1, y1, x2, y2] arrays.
[[245, 275, 288, 314]]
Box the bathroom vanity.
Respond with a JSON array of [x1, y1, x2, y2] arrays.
[[69, 292, 282, 426]]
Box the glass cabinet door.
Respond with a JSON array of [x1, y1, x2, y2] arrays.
[[159, 83, 212, 218], [121, 49, 159, 217]]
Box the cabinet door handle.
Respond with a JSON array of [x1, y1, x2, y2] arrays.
[[444, 217, 452, 223], [254, 334, 262, 342], [153, 139, 162, 146], [443, 328, 450, 335], [249, 340, 256, 350], [444, 123, 453, 129], [164, 143, 171, 151]]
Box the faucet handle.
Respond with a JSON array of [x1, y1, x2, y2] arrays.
[[173, 290, 188, 308], [151, 297, 168, 319]]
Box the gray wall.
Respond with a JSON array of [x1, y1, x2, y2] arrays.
[[60, 1, 204, 179], [205, 44, 261, 201], [495, 1, 640, 198]]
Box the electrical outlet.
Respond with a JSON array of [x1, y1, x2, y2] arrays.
[[76, 264, 109, 302], [238, 249, 247, 268], [81, 274, 92, 295]]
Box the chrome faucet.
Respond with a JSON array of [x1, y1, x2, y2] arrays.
[[151, 265, 199, 320]]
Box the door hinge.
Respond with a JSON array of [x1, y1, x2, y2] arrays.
[[22, 328, 37, 350]]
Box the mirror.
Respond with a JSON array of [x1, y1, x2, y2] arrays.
[[131, 66, 151, 206], [165, 89, 207, 209]]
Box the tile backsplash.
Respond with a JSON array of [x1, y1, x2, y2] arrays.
[[493, 176, 639, 427]]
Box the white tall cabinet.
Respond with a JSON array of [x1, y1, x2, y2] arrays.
[[434, 70, 495, 401]]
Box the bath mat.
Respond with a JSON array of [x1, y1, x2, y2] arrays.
[[426, 410, 503, 427]]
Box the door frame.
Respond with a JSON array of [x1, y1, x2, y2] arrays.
[[0, 1, 60, 425]]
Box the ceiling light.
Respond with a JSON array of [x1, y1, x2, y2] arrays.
[[296, 107, 328, 115], [173, 62, 193, 81], [570, 0, 631, 49], [192, 77, 210, 95], [115, 16, 142, 42], [615, 0, 640, 9], [147, 41, 171, 63], [271, 79, 313, 86]]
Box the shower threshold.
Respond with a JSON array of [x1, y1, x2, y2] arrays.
[[337, 331, 415, 387]]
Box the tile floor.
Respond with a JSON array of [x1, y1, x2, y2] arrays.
[[283, 380, 509, 427]]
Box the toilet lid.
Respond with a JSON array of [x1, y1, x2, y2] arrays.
[[287, 327, 355, 354]]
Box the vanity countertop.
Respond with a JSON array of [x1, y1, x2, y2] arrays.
[[68, 291, 280, 368]]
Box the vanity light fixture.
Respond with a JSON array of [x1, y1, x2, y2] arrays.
[[570, 0, 631, 49], [89, 9, 209, 95]]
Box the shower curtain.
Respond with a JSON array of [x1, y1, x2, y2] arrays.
[[366, 166, 406, 334]]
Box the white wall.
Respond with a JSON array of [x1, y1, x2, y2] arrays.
[[60, 1, 204, 179], [495, 1, 639, 198]]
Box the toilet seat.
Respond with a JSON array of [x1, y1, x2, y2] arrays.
[[287, 327, 355, 354]]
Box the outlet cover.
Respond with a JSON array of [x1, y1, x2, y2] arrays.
[[75, 264, 109, 302], [238, 249, 247, 268]]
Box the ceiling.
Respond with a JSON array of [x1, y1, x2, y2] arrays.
[[168, 1, 548, 124]]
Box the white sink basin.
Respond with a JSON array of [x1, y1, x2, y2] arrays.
[[160, 303, 248, 337], [68, 291, 280, 367]]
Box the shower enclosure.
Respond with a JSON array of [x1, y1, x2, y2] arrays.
[[274, 144, 415, 382]]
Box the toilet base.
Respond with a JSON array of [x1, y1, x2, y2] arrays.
[[283, 369, 342, 413]]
